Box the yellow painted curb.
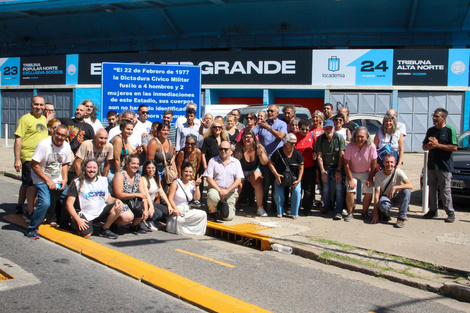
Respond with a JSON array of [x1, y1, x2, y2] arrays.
[[143, 268, 201, 297], [5, 215, 272, 313], [80, 241, 121, 265], [182, 285, 271, 313]]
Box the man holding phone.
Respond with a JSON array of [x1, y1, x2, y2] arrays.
[[28, 125, 72, 239]]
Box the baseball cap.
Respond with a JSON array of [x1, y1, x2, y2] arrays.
[[324, 119, 334, 128]]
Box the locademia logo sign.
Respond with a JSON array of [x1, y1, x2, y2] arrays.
[[328, 56, 340, 72], [322, 55, 345, 79]]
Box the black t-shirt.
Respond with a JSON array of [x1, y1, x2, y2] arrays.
[[343, 121, 358, 134], [423, 125, 457, 172], [59, 118, 95, 154], [201, 136, 220, 164], [271, 147, 304, 177]]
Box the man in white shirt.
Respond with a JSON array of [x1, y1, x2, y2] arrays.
[[66, 158, 123, 239], [174, 102, 200, 132], [28, 125, 72, 239], [137, 104, 152, 135], [371, 154, 413, 228], [175, 107, 202, 151], [204, 141, 244, 221]]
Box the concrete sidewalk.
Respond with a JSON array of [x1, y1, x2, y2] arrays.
[[1, 138, 469, 300]]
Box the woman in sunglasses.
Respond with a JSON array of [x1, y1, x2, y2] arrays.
[[236, 112, 258, 142], [333, 113, 351, 143], [201, 121, 228, 171], [176, 134, 201, 180]]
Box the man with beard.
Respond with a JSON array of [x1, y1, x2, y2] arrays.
[[60, 104, 95, 154], [60, 104, 95, 182], [74, 128, 113, 177], [66, 158, 123, 239], [28, 125, 72, 239], [323, 103, 335, 121]]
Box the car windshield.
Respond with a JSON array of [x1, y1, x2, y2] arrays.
[[457, 129, 470, 150]]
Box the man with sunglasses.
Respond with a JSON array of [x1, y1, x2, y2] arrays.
[[28, 125, 72, 239], [254, 104, 287, 210], [137, 104, 152, 135], [204, 141, 244, 221], [422, 108, 458, 222]]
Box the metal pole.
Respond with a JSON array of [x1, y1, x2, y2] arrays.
[[4, 124, 9, 147], [422, 151, 429, 213]]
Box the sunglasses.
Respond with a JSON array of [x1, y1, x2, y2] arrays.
[[334, 119, 343, 122], [140, 111, 149, 115], [219, 147, 230, 152], [185, 142, 196, 146], [247, 116, 255, 120], [267, 109, 275, 113], [300, 128, 309, 131], [213, 126, 222, 130]]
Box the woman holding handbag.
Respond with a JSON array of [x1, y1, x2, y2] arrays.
[[268, 133, 305, 219], [167, 162, 207, 235], [147, 122, 177, 188], [112, 154, 149, 234], [374, 113, 404, 170]]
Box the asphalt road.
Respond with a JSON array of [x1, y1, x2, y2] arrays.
[[0, 175, 467, 313]]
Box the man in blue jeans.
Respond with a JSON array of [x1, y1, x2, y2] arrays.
[[28, 125, 72, 239], [316, 119, 346, 220], [371, 154, 413, 228], [254, 105, 287, 212]]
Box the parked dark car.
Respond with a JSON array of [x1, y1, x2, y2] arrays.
[[451, 129, 470, 198], [420, 129, 470, 201]]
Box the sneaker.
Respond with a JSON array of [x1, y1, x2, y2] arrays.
[[445, 213, 455, 223], [15, 204, 24, 214], [422, 211, 438, 219], [23, 210, 31, 223], [99, 228, 118, 239], [208, 212, 218, 222], [146, 220, 159, 231], [27, 229, 40, 240], [344, 213, 353, 222], [394, 218, 405, 228], [257, 207, 268, 217], [130, 225, 147, 234], [321, 209, 329, 217], [139, 221, 152, 232], [342, 209, 348, 216], [333, 213, 342, 220], [315, 186, 321, 195]]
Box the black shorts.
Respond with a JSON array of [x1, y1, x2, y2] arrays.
[[21, 161, 34, 186], [70, 203, 114, 237]]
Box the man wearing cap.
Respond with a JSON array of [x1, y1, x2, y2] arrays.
[[316, 119, 346, 220]]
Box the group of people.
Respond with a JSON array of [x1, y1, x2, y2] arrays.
[[14, 96, 458, 240]]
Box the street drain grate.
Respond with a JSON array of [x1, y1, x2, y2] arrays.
[[0, 269, 14, 281]]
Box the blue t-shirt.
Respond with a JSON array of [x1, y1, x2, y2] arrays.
[[254, 119, 288, 159]]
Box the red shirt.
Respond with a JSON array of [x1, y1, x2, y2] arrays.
[[311, 127, 323, 139], [295, 132, 316, 168]]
